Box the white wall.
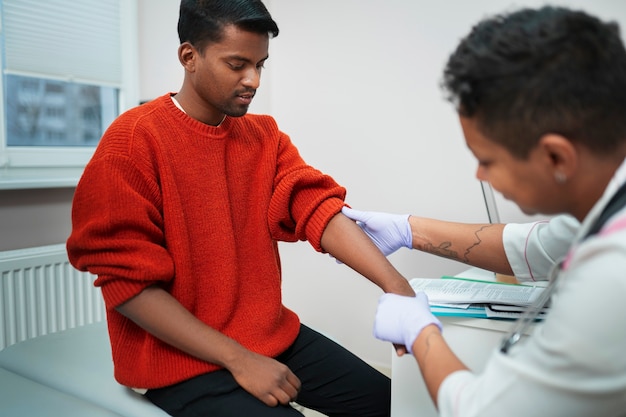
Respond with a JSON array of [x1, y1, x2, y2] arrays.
[[138, 0, 182, 101], [138, 0, 626, 368]]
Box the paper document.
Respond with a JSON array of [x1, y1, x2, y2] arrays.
[[410, 277, 545, 306], [409, 277, 548, 320], [485, 304, 549, 319]]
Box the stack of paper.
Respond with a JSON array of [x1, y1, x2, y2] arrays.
[[410, 277, 549, 320]]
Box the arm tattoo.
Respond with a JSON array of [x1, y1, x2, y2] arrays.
[[423, 224, 493, 263], [424, 241, 460, 261], [422, 331, 438, 359]]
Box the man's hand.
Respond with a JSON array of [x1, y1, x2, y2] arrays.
[[342, 207, 412, 256], [373, 292, 442, 354], [228, 351, 301, 407]]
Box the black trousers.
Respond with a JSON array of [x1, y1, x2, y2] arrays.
[[145, 324, 391, 417]]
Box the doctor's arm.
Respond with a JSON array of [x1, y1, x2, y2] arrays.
[[342, 207, 513, 275], [374, 292, 467, 406]]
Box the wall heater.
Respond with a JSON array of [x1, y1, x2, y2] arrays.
[[0, 243, 104, 350]]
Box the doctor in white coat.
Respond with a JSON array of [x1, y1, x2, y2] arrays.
[[344, 6, 626, 416]]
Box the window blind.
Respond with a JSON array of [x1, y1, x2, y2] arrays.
[[2, 0, 122, 86]]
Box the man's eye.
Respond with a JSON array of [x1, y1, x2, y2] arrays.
[[229, 63, 244, 70]]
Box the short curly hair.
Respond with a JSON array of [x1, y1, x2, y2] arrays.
[[442, 6, 626, 159]]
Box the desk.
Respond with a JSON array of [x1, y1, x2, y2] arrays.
[[390, 268, 535, 417]]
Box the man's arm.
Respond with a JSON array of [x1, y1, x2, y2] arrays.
[[320, 212, 415, 296], [116, 286, 301, 407]]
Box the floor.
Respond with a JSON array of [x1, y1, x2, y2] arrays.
[[298, 365, 391, 417]]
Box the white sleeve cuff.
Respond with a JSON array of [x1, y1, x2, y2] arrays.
[[502, 215, 579, 282]]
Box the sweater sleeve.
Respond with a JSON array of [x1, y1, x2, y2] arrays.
[[268, 131, 346, 252], [67, 126, 175, 308]]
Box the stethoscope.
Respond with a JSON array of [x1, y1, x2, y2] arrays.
[[499, 179, 626, 354], [499, 259, 561, 354]]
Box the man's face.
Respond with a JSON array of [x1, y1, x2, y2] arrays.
[[460, 115, 561, 216], [183, 24, 269, 125]]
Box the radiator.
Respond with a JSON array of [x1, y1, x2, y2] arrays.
[[0, 243, 104, 350]]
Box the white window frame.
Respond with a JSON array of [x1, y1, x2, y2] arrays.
[[0, 0, 139, 190]]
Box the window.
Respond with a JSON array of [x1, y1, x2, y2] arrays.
[[5, 75, 118, 147], [0, 0, 139, 189]]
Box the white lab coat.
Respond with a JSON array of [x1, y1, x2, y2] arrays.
[[503, 214, 578, 282], [437, 158, 626, 417]]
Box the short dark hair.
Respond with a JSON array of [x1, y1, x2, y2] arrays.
[[178, 0, 279, 52], [442, 6, 626, 158]]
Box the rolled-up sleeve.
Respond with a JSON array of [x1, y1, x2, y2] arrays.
[[502, 215, 579, 282], [268, 132, 346, 252]]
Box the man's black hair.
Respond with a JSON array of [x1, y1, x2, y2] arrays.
[[178, 0, 279, 52]]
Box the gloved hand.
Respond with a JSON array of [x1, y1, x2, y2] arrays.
[[341, 207, 412, 256], [373, 292, 442, 354]]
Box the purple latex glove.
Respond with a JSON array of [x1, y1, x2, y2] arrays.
[[342, 207, 412, 256], [373, 292, 442, 354]]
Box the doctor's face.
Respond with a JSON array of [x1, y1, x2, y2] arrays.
[[460, 115, 558, 216]]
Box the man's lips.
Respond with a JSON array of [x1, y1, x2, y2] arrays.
[[237, 95, 253, 105], [237, 91, 255, 105]]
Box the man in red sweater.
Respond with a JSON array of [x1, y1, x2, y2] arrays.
[[67, 1, 414, 416]]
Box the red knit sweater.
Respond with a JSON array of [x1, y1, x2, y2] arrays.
[[67, 93, 346, 389]]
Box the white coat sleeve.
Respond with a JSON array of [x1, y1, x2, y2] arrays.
[[502, 215, 579, 282]]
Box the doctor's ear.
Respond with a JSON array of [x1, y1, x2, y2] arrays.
[[537, 134, 578, 184]]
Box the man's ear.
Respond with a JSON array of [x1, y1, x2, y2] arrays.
[[538, 133, 578, 181], [178, 42, 196, 71]]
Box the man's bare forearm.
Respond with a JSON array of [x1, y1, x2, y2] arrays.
[[116, 286, 247, 368], [322, 213, 415, 296]]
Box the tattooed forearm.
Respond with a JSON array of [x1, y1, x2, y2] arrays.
[[423, 224, 495, 263], [421, 329, 439, 359], [462, 224, 493, 261], [423, 241, 462, 262]]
